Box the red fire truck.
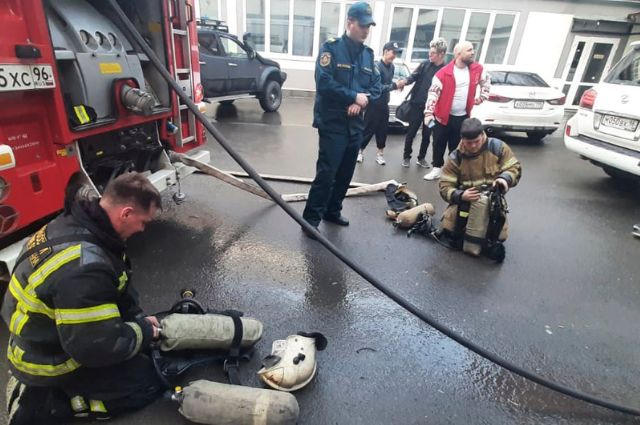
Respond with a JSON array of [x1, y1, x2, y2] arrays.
[[0, 0, 210, 279]]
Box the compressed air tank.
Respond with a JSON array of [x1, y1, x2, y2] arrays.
[[463, 193, 490, 256], [160, 314, 263, 351], [394, 203, 436, 228], [176, 380, 299, 425]]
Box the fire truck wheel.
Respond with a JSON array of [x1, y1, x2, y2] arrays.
[[259, 80, 282, 113]]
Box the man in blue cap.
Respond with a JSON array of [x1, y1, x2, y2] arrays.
[[302, 1, 381, 237]]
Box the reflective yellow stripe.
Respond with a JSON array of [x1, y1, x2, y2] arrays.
[[440, 175, 458, 184], [9, 276, 54, 319], [89, 399, 107, 413], [73, 105, 90, 124], [459, 211, 469, 218], [26, 245, 81, 296], [501, 157, 519, 171], [55, 304, 120, 325], [124, 322, 143, 359], [117, 272, 128, 292], [71, 396, 89, 413], [446, 188, 457, 201], [460, 179, 492, 188], [8, 344, 80, 377], [9, 304, 29, 335]]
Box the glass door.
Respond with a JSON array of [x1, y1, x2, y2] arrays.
[[561, 36, 620, 107]]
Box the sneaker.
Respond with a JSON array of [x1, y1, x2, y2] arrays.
[[423, 167, 442, 181], [633, 224, 640, 238], [416, 159, 430, 168], [401, 158, 410, 168], [356, 152, 363, 163], [376, 154, 386, 165]]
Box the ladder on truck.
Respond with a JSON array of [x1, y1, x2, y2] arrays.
[[168, 0, 197, 147]]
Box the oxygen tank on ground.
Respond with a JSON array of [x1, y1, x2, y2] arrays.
[[174, 380, 299, 425], [160, 314, 263, 351], [393, 203, 435, 228], [463, 192, 490, 256]]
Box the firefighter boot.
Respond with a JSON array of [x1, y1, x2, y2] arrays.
[[6, 375, 57, 425]]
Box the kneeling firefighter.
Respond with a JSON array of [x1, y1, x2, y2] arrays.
[[436, 118, 521, 261]]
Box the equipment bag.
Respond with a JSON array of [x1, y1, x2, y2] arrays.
[[395, 97, 413, 122]]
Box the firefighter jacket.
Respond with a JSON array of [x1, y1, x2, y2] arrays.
[[438, 136, 521, 237], [424, 61, 490, 126], [312, 33, 382, 133], [0, 198, 154, 386]]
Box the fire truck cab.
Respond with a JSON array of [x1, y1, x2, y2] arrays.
[[0, 0, 210, 279]]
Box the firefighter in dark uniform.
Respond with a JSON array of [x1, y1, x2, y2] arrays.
[[2, 173, 163, 425], [302, 1, 381, 237]]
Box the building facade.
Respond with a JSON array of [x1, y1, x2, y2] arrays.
[[197, 0, 640, 107]]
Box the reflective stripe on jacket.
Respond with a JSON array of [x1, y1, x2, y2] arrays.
[[0, 200, 153, 386]]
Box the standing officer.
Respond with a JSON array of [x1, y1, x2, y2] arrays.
[[302, 1, 381, 237], [358, 41, 405, 166]]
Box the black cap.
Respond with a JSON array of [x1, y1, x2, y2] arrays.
[[347, 2, 376, 26], [460, 118, 484, 139], [383, 41, 402, 53]]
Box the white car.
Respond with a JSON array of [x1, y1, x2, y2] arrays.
[[564, 42, 640, 181], [388, 61, 413, 129], [472, 66, 566, 141]]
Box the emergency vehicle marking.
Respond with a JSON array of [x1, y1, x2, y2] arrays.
[[99, 63, 123, 74], [0, 64, 55, 92]]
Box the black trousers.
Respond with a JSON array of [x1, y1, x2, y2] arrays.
[[402, 104, 431, 160], [58, 354, 164, 419], [303, 128, 361, 226], [361, 101, 389, 151], [432, 114, 467, 167]]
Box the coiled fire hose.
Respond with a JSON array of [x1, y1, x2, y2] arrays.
[[109, 0, 640, 417]]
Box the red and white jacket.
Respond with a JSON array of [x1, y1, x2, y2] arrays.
[[424, 61, 490, 126]]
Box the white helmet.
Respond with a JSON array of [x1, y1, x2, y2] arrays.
[[257, 332, 327, 392]]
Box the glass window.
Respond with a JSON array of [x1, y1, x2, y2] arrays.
[[484, 14, 515, 64], [246, 0, 265, 51], [581, 43, 613, 83], [411, 9, 437, 62], [390, 7, 412, 53], [466, 12, 490, 59], [606, 48, 640, 86], [199, 0, 219, 19], [489, 71, 549, 87], [270, 0, 289, 53], [394, 63, 411, 80], [198, 32, 220, 56], [219, 36, 249, 59], [319, 2, 341, 46], [440, 8, 465, 57], [293, 0, 315, 56]]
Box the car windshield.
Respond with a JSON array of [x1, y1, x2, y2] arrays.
[[605, 47, 640, 86], [490, 71, 549, 87]]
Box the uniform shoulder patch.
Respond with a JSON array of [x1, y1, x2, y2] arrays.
[[320, 52, 332, 67], [27, 225, 52, 268]]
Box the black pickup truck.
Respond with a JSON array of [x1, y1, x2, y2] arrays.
[[197, 20, 287, 112]]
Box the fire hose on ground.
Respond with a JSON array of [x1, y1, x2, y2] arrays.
[[108, 0, 640, 417]]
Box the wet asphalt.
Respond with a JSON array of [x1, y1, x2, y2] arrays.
[[3, 97, 640, 424]]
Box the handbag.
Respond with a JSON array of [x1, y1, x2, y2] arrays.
[[395, 96, 412, 122]]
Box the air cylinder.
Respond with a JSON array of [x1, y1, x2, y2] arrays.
[[175, 380, 299, 425], [463, 193, 490, 256]]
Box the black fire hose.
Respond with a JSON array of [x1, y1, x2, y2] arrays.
[[108, 1, 640, 417]]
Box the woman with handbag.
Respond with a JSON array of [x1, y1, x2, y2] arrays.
[[400, 38, 447, 168]]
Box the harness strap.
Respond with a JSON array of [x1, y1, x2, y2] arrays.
[[224, 311, 244, 385]]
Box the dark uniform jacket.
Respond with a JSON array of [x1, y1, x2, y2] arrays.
[[1, 197, 154, 386], [313, 33, 382, 133]]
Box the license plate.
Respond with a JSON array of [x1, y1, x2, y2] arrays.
[[0, 64, 56, 92], [601, 114, 639, 132], [514, 100, 543, 109]]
